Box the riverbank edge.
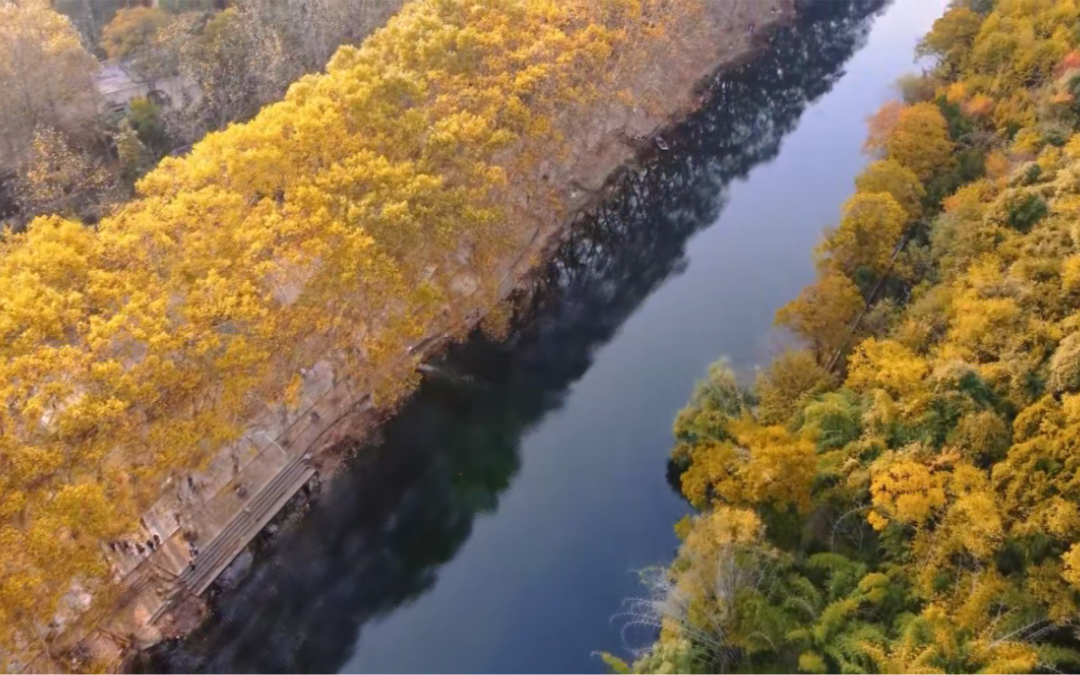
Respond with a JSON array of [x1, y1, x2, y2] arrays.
[[43, 4, 797, 671]]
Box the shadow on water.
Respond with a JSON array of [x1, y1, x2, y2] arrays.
[[146, 1, 888, 671]]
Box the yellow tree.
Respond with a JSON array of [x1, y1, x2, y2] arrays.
[[754, 350, 835, 425], [0, 0, 99, 169], [817, 192, 909, 279], [863, 100, 903, 157], [776, 272, 865, 363], [845, 338, 930, 405], [883, 103, 956, 181], [854, 159, 925, 220], [866, 453, 947, 532], [916, 6, 982, 75], [100, 6, 177, 91], [100, 7, 172, 60], [681, 417, 817, 512], [14, 127, 115, 219], [968, 0, 1078, 97]]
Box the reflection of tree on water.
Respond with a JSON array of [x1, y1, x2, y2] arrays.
[[148, 2, 887, 671], [527, 0, 886, 370]]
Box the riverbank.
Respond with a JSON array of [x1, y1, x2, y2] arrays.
[[33, 2, 798, 671], [144, 1, 923, 670]]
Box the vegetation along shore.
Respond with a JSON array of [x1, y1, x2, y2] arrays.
[[610, 0, 1080, 672]]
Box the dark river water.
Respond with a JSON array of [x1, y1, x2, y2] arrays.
[[151, 1, 943, 672]]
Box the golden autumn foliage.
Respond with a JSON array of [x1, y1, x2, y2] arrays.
[[99, 6, 172, 60], [680, 416, 816, 513], [881, 103, 955, 181], [816, 192, 909, 279], [854, 159, 925, 220], [14, 127, 116, 219], [916, 5, 981, 76], [0, 0, 99, 169], [0, 0, 707, 664], [776, 271, 865, 362], [633, 1, 1080, 672], [754, 350, 835, 425], [846, 338, 931, 416], [862, 99, 903, 158]]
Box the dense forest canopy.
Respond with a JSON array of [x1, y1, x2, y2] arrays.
[[613, 0, 1080, 672], [0, 0, 706, 667]]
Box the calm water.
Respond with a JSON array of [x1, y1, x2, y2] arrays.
[[152, 1, 943, 672]]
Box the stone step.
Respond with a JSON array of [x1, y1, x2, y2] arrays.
[[176, 456, 315, 595]]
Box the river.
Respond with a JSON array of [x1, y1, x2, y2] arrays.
[[150, 0, 943, 672]]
